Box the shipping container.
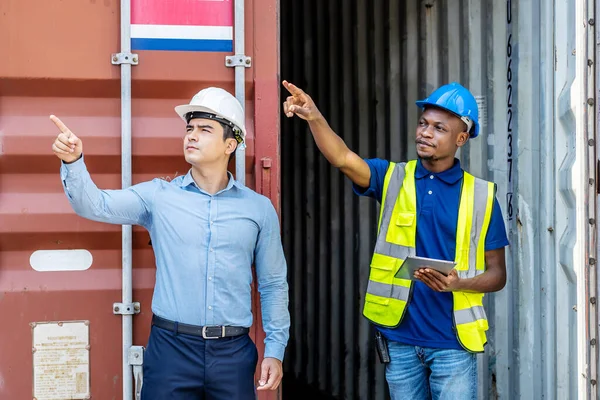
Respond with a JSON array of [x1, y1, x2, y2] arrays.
[[280, 0, 598, 399], [2, 0, 599, 399], [0, 0, 281, 399]]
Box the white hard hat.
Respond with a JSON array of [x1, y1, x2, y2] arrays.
[[175, 87, 246, 142]]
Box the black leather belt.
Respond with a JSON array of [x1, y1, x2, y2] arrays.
[[152, 315, 249, 339]]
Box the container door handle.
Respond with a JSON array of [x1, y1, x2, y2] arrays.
[[128, 346, 145, 400], [133, 364, 143, 400]]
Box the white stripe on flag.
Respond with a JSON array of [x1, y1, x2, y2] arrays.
[[131, 24, 233, 40]]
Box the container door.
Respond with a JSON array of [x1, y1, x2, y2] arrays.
[[0, 0, 281, 399]]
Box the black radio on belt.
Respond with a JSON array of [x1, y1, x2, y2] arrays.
[[375, 331, 391, 364]]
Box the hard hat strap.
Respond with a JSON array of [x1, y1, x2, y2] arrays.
[[460, 116, 474, 133], [185, 111, 244, 143]]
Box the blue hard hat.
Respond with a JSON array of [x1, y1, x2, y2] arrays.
[[415, 82, 480, 138]]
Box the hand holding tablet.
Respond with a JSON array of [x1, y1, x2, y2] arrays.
[[394, 256, 456, 280]]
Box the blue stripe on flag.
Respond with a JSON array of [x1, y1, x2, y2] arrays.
[[131, 38, 233, 52]]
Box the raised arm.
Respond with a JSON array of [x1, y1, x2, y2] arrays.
[[51, 115, 155, 227], [282, 81, 371, 188]]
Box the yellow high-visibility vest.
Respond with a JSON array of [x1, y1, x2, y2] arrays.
[[362, 160, 496, 352]]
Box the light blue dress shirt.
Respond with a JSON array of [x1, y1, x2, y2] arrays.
[[60, 156, 290, 361]]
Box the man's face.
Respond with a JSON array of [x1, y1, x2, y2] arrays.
[[415, 107, 469, 162], [183, 118, 236, 166]]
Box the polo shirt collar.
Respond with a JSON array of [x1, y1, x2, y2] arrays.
[[415, 158, 463, 184]]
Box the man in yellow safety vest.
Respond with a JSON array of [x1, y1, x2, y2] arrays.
[[282, 80, 509, 400]]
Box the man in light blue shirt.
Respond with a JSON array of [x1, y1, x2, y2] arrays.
[[50, 87, 290, 399]]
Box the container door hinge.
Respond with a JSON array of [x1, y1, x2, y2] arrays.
[[112, 52, 139, 65], [113, 302, 141, 315], [261, 157, 272, 199], [128, 346, 144, 400], [225, 55, 251, 68]]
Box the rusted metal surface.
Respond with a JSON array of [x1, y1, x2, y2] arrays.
[[0, 0, 281, 398]]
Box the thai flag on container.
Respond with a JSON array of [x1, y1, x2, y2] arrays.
[[131, 0, 233, 52]]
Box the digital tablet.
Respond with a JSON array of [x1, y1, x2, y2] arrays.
[[394, 256, 456, 280]]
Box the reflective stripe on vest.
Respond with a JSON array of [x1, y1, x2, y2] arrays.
[[454, 305, 487, 324], [366, 280, 411, 301], [373, 162, 415, 261], [455, 172, 495, 279], [363, 160, 495, 352]]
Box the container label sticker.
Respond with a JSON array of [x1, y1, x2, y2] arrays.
[[131, 0, 234, 52], [32, 321, 90, 400]]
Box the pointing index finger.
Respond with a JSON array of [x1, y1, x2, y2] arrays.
[[282, 80, 306, 98], [50, 115, 72, 136]]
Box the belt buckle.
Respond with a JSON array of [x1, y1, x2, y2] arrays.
[[202, 326, 225, 339]]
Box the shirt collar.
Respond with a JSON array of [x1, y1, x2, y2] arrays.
[[415, 158, 463, 184], [180, 170, 240, 193], [181, 170, 196, 187]]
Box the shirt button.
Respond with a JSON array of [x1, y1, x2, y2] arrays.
[[208, 276, 212, 281], [430, 175, 434, 179], [208, 306, 212, 310], [428, 190, 433, 195], [210, 221, 214, 225], [210, 248, 214, 252]]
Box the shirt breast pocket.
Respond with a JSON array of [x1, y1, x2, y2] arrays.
[[385, 212, 416, 248]]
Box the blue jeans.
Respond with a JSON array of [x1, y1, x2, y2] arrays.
[[386, 342, 477, 400]]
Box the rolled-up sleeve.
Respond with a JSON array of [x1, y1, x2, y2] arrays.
[[254, 200, 290, 361], [60, 156, 156, 228]]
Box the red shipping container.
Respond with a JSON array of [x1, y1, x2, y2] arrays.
[[0, 0, 281, 398]]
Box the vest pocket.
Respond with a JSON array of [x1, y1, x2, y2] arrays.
[[385, 212, 416, 247], [366, 256, 397, 305]]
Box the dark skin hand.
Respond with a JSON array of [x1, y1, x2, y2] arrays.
[[414, 247, 507, 292]]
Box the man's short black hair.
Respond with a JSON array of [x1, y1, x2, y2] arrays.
[[221, 122, 237, 164]]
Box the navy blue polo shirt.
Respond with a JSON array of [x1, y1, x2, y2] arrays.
[[354, 158, 509, 349]]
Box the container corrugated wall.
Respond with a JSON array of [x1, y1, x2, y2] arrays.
[[281, 1, 412, 399], [0, 1, 281, 399], [280, 0, 597, 399]]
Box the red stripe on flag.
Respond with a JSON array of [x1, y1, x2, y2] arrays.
[[132, 0, 233, 26]]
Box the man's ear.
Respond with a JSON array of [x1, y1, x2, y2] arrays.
[[456, 132, 469, 148], [225, 138, 238, 156]]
